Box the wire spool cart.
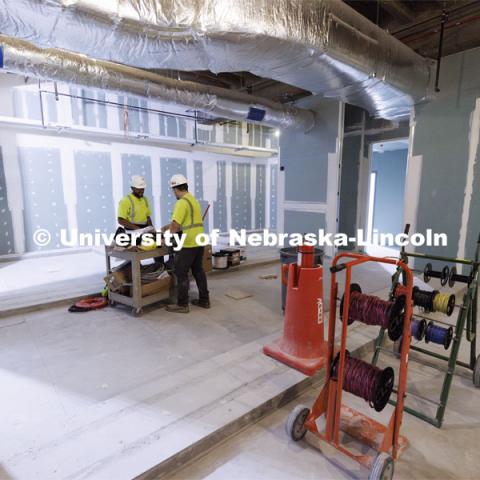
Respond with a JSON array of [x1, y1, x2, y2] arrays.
[[286, 253, 414, 480], [371, 225, 480, 428]]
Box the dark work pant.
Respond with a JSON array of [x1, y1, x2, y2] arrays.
[[174, 246, 209, 307]]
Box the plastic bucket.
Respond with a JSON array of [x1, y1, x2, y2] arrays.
[[280, 247, 324, 311], [213, 252, 229, 269]]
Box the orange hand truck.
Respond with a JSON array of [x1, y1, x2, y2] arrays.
[[285, 253, 413, 480]]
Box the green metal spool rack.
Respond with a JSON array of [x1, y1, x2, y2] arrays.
[[371, 225, 479, 428]]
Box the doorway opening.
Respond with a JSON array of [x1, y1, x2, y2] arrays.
[[365, 139, 409, 257]]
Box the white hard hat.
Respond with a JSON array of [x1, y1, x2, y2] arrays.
[[170, 174, 188, 188], [131, 175, 146, 189]]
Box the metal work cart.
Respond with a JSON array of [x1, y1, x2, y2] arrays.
[[372, 225, 480, 428], [105, 245, 171, 317]]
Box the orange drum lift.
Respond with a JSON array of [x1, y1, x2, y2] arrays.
[[286, 253, 413, 480]]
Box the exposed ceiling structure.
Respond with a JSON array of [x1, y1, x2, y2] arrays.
[[151, 69, 310, 107], [155, 0, 480, 104], [0, 34, 315, 131], [346, 0, 480, 59], [0, 0, 434, 128], [0, 1, 477, 125]]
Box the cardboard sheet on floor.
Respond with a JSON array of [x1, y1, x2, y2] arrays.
[[225, 289, 253, 300], [259, 274, 277, 280]]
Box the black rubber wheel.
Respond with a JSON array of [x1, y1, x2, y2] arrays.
[[424, 263, 432, 283], [440, 265, 450, 287], [132, 308, 143, 317], [424, 321, 434, 344], [446, 294, 456, 317], [449, 266, 457, 288], [368, 453, 394, 480], [372, 366, 395, 412], [109, 300, 117, 307], [473, 355, 480, 388], [412, 318, 427, 341], [330, 351, 351, 378], [285, 404, 310, 441], [444, 326, 453, 350], [387, 295, 405, 341]]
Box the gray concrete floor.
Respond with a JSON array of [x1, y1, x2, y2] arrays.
[[2, 256, 471, 480], [1, 263, 285, 479], [166, 280, 480, 480], [167, 347, 480, 480]]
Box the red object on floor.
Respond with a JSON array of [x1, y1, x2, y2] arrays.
[[263, 245, 327, 376], [75, 297, 108, 310]]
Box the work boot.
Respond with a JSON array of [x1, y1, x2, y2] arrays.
[[158, 298, 174, 308], [166, 304, 190, 314], [191, 299, 211, 309]]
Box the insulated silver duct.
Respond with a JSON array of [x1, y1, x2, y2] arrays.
[[0, 35, 314, 131], [0, 0, 434, 120]]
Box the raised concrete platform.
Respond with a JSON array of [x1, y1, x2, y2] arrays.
[[0, 260, 401, 480]]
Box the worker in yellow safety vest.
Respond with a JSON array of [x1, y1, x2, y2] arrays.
[[116, 175, 165, 263], [117, 175, 153, 230], [162, 174, 209, 313]]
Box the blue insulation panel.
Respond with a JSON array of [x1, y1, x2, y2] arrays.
[[255, 164, 266, 229], [121, 154, 155, 222], [18, 147, 68, 251], [194, 160, 209, 232], [160, 157, 187, 225], [231, 162, 251, 230], [0, 148, 14, 254], [74, 150, 115, 235], [213, 160, 227, 232]]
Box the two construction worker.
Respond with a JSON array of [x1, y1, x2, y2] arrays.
[[117, 174, 210, 314]]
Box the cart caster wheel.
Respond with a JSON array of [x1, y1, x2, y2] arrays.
[[109, 300, 117, 307], [369, 453, 394, 480], [473, 355, 480, 388], [132, 308, 143, 317], [286, 404, 310, 441]]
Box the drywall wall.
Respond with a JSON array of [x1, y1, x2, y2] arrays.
[[255, 164, 266, 229], [0, 76, 279, 254], [281, 97, 339, 204], [279, 95, 342, 254], [412, 46, 480, 265], [18, 146, 69, 251], [284, 210, 326, 235], [122, 153, 155, 221], [3, 135, 278, 253], [338, 134, 361, 238], [269, 164, 278, 230], [0, 148, 15, 254], [464, 98, 480, 260], [371, 147, 408, 236], [231, 162, 252, 230], [74, 150, 116, 236]]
